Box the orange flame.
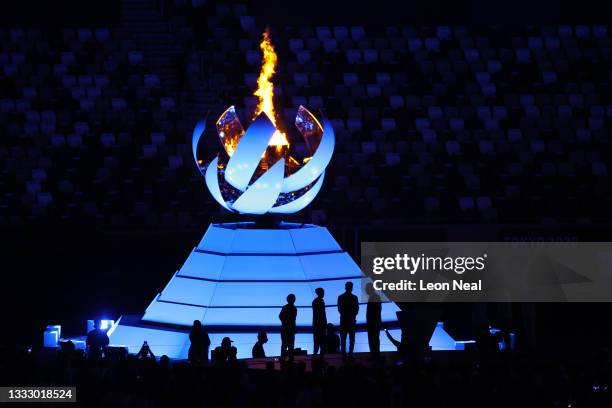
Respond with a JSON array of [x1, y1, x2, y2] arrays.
[[253, 28, 288, 147]]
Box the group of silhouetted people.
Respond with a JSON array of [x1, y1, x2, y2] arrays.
[[176, 280, 385, 364], [181, 281, 385, 363], [86, 281, 386, 364], [278, 281, 383, 361], [187, 321, 238, 365]]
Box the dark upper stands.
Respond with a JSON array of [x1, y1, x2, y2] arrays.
[[1, 0, 611, 228], [0, 25, 217, 227]]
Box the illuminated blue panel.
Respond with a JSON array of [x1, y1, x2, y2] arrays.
[[218, 256, 306, 280], [230, 229, 296, 254], [379, 302, 400, 322], [116, 223, 405, 359], [177, 251, 225, 280], [224, 113, 275, 191], [109, 318, 190, 357], [232, 158, 285, 214], [205, 157, 231, 211], [143, 296, 206, 325], [203, 307, 312, 326], [429, 322, 458, 351], [197, 224, 343, 254], [300, 252, 360, 280], [208, 281, 315, 307], [200, 302, 398, 327], [281, 118, 335, 192], [44, 330, 59, 348], [197, 225, 236, 253], [269, 174, 324, 214], [289, 224, 341, 253], [159, 276, 217, 306]]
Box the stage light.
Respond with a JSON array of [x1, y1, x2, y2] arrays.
[[429, 322, 458, 351], [87, 319, 94, 334], [43, 325, 61, 348], [100, 319, 115, 331]]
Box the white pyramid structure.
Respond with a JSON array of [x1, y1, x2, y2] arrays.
[[109, 222, 402, 359]]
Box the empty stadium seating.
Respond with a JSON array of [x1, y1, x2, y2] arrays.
[[1, 1, 610, 228]]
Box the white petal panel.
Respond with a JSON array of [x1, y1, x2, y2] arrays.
[[224, 113, 276, 191], [204, 156, 231, 211], [281, 118, 334, 192]]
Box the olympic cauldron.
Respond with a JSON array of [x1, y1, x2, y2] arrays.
[[108, 96, 400, 360], [192, 105, 334, 215]]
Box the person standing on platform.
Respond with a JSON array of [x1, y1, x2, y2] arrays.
[[279, 293, 297, 362], [312, 287, 327, 358], [337, 281, 359, 360], [188, 320, 211, 365], [252, 331, 268, 358], [365, 282, 382, 356], [86, 321, 109, 361]]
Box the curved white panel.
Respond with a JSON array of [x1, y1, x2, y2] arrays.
[[231, 158, 285, 214], [191, 118, 206, 166], [280, 118, 334, 192], [269, 173, 324, 214], [224, 113, 275, 191], [205, 156, 231, 211]]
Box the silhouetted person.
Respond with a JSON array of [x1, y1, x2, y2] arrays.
[[136, 341, 155, 360], [312, 287, 327, 358], [366, 282, 382, 356], [212, 337, 237, 365], [337, 281, 359, 359], [325, 323, 340, 354], [252, 331, 268, 358], [86, 321, 109, 360], [58, 340, 76, 371], [279, 293, 297, 361], [188, 320, 211, 365]]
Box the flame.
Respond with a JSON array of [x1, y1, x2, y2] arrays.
[[253, 28, 288, 147]]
